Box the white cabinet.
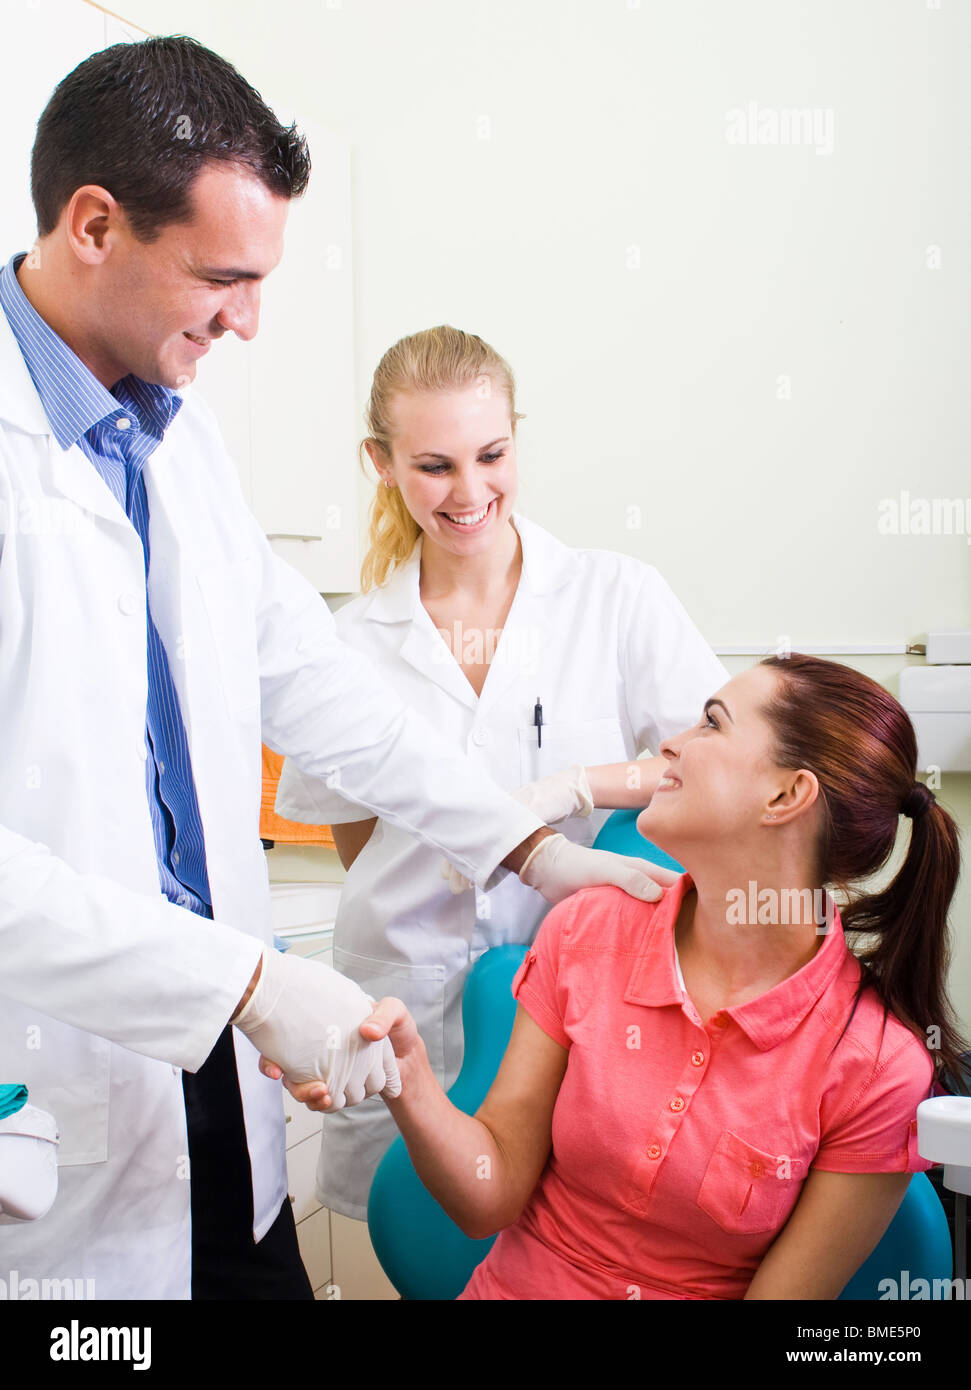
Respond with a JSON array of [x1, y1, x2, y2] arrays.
[[193, 107, 361, 594], [0, 0, 106, 256]]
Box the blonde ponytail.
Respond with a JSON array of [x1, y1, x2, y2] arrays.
[[359, 463, 422, 593]]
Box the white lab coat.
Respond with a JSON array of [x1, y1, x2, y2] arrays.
[[0, 307, 542, 1298], [276, 514, 729, 1219]]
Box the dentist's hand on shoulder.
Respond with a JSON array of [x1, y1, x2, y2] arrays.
[[446, 821, 681, 903], [443, 764, 681, 902], [516, 831, 681, 904], [233, 948, 401, 1110], [441, 764, 595, 893]]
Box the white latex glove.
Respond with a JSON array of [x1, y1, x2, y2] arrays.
[[440, 765, 595, 894], [519, 832, 676, 905], [510, 764, 594, 825], [233, 949, 401, 1109]]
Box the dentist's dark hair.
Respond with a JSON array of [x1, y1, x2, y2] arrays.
[[30, 35, 310, 241], [760, 653, 967, 1093]]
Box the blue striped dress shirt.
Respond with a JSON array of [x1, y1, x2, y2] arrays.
[[0, 250, 212, 918]]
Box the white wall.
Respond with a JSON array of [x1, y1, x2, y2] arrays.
[[87, 0, 971, 1033]]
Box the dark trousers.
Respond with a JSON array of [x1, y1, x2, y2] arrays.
[[182, 1024, 313, 1300]]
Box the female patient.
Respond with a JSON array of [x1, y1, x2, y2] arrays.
[[268, 655, 966, 1299]]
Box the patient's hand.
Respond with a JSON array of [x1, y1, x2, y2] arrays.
[[259, 996, 421, 1112], [357, 996, 423, 1063]]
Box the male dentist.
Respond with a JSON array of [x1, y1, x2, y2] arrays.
[[0, 35, 667, 1299]]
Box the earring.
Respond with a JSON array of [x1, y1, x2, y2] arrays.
[[384, 479, 394, 490]]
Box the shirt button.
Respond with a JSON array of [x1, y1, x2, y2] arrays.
[[116, 417, 132, 431], [472, 727, 489, 747], [172, 850, 180, 866], [118, 592, 139, 616], [691, 1050, 705, 1066], [669, 1097, 685, 1112], [158, 762, 165, 775], [646, 1143, 662, 1160], [177, 894, 189, 907]]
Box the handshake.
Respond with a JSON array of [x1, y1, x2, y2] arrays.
[[233, 948, 402, 1109], [233, 777, 680, 1109]]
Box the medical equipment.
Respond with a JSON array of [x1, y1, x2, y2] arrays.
[[917, 1095, 971, 1283], [899, 628, 971, 773], [0, 1087, 59, 1224]]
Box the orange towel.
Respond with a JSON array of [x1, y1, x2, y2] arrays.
[[260, 745, 335, 848]]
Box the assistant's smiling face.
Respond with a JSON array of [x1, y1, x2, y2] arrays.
[[374, 383, 519, 558]]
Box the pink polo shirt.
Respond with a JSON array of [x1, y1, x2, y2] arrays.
[[459, 874, 936, 1301]]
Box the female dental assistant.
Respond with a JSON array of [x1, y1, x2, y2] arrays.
[[276, 325, 728, 1220]]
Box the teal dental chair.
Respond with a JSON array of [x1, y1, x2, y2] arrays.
[[838, 1170, 951, 1300], [366, 810, 953, 1299], [367, 941, 527, 1300]]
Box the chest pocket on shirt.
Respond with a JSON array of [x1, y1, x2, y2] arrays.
[[518, 717, 628, 788], [196, 557, 261, 720], [696, 1130, 804, 1235]]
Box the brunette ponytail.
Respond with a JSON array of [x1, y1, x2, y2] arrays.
[[760, 654, 968, 1092]]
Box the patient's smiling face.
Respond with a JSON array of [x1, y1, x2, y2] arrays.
[[636, 665, 812, 860], [368, 383, 519, 559]]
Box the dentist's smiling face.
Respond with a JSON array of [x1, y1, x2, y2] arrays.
[[636, 665, 792, 859], [371, 383, 519, 558], [82, 160, 289, 391]]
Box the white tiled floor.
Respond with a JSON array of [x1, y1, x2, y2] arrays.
[[288, 1135, 402, 1298], [323, 1212, 399, 1301]]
